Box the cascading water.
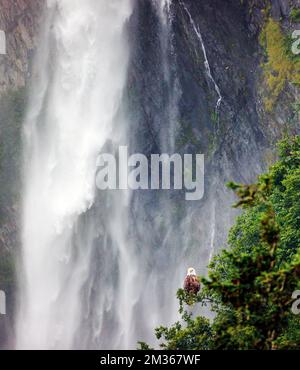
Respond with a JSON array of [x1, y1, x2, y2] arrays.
[[152, 0, 181, 153], [16, 0, 133, 349], [14, 0, 255, 350]]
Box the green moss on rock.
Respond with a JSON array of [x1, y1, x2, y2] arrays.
[[260, 18, 300, 112]]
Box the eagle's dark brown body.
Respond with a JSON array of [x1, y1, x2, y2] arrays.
[[184, 274, 200, 295]]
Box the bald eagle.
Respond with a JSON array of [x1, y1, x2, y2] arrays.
[[183, 267, 200, 295]]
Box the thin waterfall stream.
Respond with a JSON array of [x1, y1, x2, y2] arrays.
[[181, 1, 223, 113]]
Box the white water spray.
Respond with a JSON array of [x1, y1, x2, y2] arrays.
[[157, 0, 172, 25], [16, 0, 133, 349]]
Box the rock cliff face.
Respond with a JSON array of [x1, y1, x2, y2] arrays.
[[246, 0, 300, 141], [126, 0, 300, 277], [126, 0, 267, 277], [0, 0, 43, 95]]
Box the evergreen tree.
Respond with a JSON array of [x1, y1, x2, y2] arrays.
[[139, 136, 300, 350]]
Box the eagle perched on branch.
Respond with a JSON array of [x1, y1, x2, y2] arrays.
[[183, 267, 200, 295]]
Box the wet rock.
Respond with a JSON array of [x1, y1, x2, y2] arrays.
[[271, 0, 290, 19], [0, 0, 44, 95]]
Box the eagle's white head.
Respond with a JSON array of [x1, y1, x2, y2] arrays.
[[187, 267, 196, 276]]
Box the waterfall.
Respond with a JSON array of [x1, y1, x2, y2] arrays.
[[14, 0, 232, 350], [157, 0, 171, 24], [181, 1, 222, 113], [16, 0, 133, 349], [152, 0, 181, 153]]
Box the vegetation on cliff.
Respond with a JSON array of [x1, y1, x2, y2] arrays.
[[290, 7, 300, 23], [260, 18, 300, 112], [140, 136, 300, 350]]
